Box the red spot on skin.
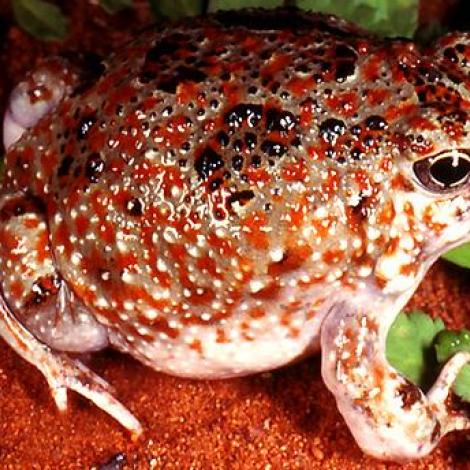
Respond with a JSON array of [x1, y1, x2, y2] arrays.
[[196, 255, 223, 279], [268, 245, 312, 277], [75, 215, 89, 238], [391, 173, 414, 191], [300, 98, 315, 127], [88, 128, 107, 154], [384, 102, 416, 122], [377, 200, 396, 225], [35, 231, 50, 263], [307, 146, 323, 161], [141, 315, 179, 339], [286, 76, 315, 98], [242, 211, 269, 250], [246, 167, 271, 184], [40, 151, 58, 181], [362, 52, 385, 81], [261, 53, 291, 77], [24, 218, 39, 229], [207, 232, 236, 257], [366, 88, 391, 106], [154, 115, 192, 149], [189, 287, 215, 306], [189, 339, 203, 353], [325, 91, 358, 117], [9, 280, 24, 298], [281, 160, 307, 182], [323, 249, 345, 264], [407, 116, 437, 131], [53, 220, 73, 256], [100, 221, 116, 245], [116, 252, 138, 272], [216, 328, 228, 343], [251, 282, 280, 301], [321, 169, 340, 199]]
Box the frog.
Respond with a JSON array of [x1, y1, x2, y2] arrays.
[[1, 7, 470, 462]]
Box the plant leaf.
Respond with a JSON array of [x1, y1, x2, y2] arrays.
[[386, 311, 445, 389], [442, 243, 470, 269], [208, 0, 283, 12], [454, 365, 470, 402], [152, 0, 205, 19], [435, 329, 470, 363], [296, 0, 419, 38], [100, 0, 133, 14], [435, 329, 470, 402], [12, 0, 68, 42]]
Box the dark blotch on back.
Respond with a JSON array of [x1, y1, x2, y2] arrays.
[[85, 153, 105, 183], [266, 108, 297, 134], [126, 198, 144, 216], [335, 44, 357, 60], [335, 61, 356, 82], [57, 155, 74, 177], [365, 115, 388, 131], [77, 114, 97, 140], [319, 118, 346, 143], [261, 140, 287, 157], [225, 104, 263, 128], [195, 146, 224, 180], [227, 189, 255, 208]]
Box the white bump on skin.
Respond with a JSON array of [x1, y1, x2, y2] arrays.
[[70, 252, 82, 266], [95, 297, 110, 309], [249, 279, 266, 293], [163, 226, 179, 244], [398, 233, 415, 251], [269, 247, 284, 262]]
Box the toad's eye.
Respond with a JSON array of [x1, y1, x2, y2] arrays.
[[413, 150, 470, 192]]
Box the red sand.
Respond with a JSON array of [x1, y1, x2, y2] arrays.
[[0, 2, 469, 468]]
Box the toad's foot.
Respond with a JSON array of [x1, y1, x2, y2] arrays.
[[3, 58, 74, 150], [3, 53, 104, 150], [0, 290, 143, 438], [321, 299, 470, 462], [0, 192, 142, 437]]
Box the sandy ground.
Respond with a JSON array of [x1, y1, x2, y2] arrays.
[[0, 1, 469, 468]]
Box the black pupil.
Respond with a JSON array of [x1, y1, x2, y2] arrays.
[[430, 156, 470, 187]]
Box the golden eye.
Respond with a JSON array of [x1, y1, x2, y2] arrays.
[[413, 150, 470, 192]]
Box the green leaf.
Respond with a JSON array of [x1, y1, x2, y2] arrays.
[[209, 0, 283, 11], [12, 0, 68, 42], [442, 243, 470, 269], [435, 329, 470, 402], [296, 0, 419, 38], [386, 311, 445, 389], [454, 365, 470, 402], [435, 329, 470, 363], [151, 0, 205, 19], [100, 0, 133, 14]]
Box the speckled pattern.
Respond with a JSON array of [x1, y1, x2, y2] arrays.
[[1, 5, 470, 465]]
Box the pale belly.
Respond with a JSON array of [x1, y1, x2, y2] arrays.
[[107, 297, 331, 379]]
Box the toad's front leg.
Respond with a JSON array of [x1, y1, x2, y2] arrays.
[[321, 295, 470, 461], [0, 192, 142, 437]]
